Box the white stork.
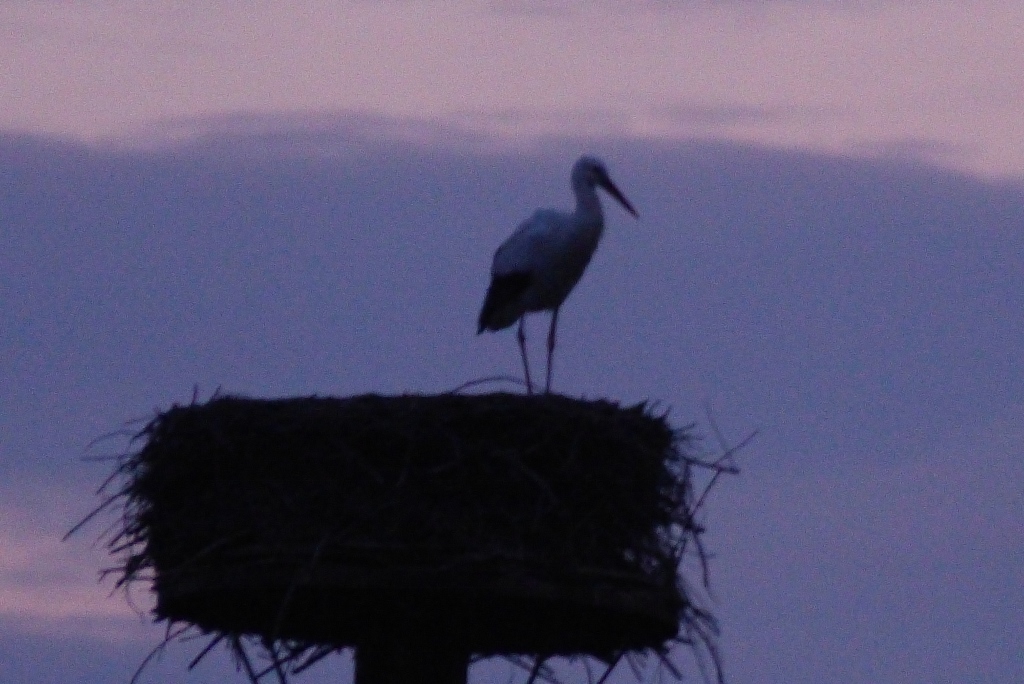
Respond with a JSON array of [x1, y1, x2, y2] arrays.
[[477, 155, 638, 394]]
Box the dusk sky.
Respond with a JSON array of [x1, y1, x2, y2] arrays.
[[2, 2, 1023, 683]]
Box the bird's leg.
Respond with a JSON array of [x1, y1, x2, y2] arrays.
[[517, 317, 534, 395], [545, 307, 559, 394]]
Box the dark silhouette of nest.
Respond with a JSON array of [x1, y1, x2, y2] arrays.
[[78, 392, 739, 683]]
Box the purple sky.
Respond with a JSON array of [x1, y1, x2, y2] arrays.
[[2, 2, 1023, 683], [3, 120, 1022, 683], [3, 1, 1024, 177]]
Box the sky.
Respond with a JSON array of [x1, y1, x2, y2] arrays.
[[1, 2, 1023, 683], [3, 0, 1024, 177]]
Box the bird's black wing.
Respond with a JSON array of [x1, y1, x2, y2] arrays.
[[477, 271, 532, 333]]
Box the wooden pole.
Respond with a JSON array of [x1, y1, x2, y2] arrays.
[[355, 642, 468, 684]]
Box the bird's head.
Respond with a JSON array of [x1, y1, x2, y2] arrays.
[[573, 156, 639, 218]]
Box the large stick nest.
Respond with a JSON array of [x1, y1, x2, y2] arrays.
[[85, 393, 735, 682]]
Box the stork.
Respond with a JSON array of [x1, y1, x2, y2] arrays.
[[477, 155, 638, 394]]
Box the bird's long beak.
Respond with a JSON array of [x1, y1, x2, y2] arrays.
[[599, 176, 639, 218]]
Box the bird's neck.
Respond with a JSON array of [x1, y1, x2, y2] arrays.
[[573, 185, 604, 229]]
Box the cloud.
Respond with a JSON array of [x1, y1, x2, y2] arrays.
[[2, 121, 1023, 683], [487, 0, 897, 15], [851, 136, 975, 166], [655, 102, 846, 126], [115, 109, 524, 158], [709, 411, 1024, 683], [0, 491, 140, 641]]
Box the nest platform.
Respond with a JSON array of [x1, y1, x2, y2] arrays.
[[104, 392, 718, 678]]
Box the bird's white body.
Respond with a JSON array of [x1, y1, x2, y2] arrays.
[[486, 207, 603, 329], [477, 156, 638, 393]]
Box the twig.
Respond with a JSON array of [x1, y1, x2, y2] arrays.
[[444, 375, 528, 394], [187, 634, 226, 670], [271, 532, 332, 641], [231, 637, 262, 684], [595, 654, 623, 684], [525, 656, 547, 684], [129, 622, 190, 684]]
